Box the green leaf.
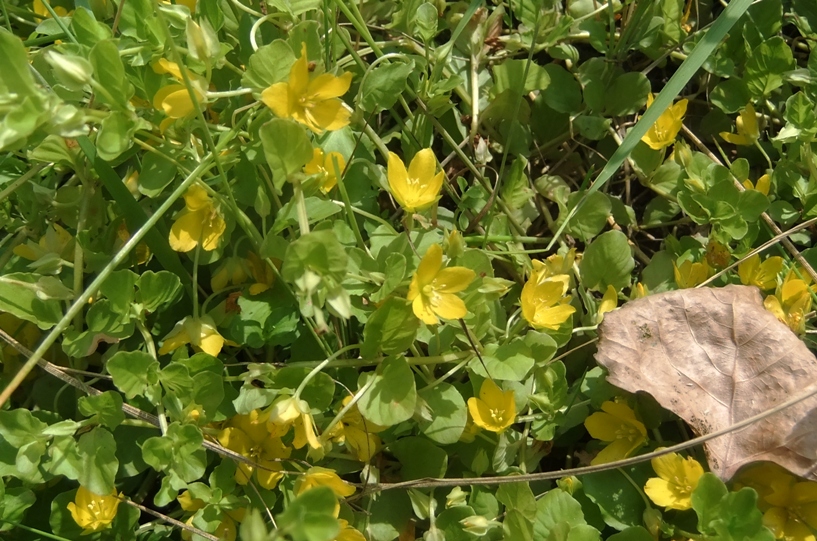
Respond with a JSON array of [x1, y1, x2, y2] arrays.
[[391, 436, 448, 480], [605, 72, 650, 117], [359, 61, 415, 113], [269, 0, 321, 17], [470, 341, 534, 381], [89, 40, 134, 110], [242, 40, 296, 91], [260, 119, 313, 191], [745, 36, 796, 97], [137, 151, 178, 198], [71, 7, 112, 46], [417, 382, 467, 444], [107, 350, 160, 399], [711, 78, 751, 113], [414, 2, 438, 41], [534, 488, 596, 539], [142, 422, 206, 483], [272, 367, 335, 411], [436, 505, 476, 541], [2, 488, 35, 532], [370, 253, 407, 303], [358, 356, 417, 427], [277, 486, 340, 541], [0, 273, 63, 329], [581, 464, 651, 530], [498, 482, 537, 521], [273, 197, 342, 234], [361, 297, 419, 357], [78, 391, 125, 429], [580, 231, 635, 291], [608, 526, 656, 541], [542, 64, 583, 114], [0, 410, 48, 448], [77, 427, 118, 495], [282, 230, 349, 283], [563, 191, 612, 242], [137, 270, 182, 313], [504, 509, 535, 541], [0, 28, 37, 96], [96, 111, 139, 160], [99, 269, 138, 315], [693, 473, 774, 541], [493, 59, 551, 95]]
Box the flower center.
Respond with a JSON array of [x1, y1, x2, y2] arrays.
[[615, 423, 641, 441], [489, 407, 505, 424], [86, 500, 106, 519]]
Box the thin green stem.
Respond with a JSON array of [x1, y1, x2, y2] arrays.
[[294, 344, 360, 398], [331, 155, 367, 252], [0, 164, 46, 203], [72, 181, 91, 330], [192, 244, 201, 320]]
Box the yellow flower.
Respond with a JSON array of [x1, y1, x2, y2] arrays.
[[13, 222, 73, 262], [521, 264, 576, 330], [407, 244, 476, 325], [764, 270, 813, 334], [178, 492, 244, 541], [736, 463, 817, 541], [387, 149, 444, 213], [335, 519, 366, 541], [218, 410, 291, 489], [246, 251, 275, 295], [267, 396, 322, 451], [584, 401, 647, 465], [261, 43, 352, 133], [210, 256, 249, 292], [720, 102, 760, 146], [597, 285, 618, 322], [641, 93, 688, 150], [743, 173, 771, 195], [67, 486, 121, 535], [632, 282, 649, 299], [673, 259, 711, 289], [467, 379, 516, 433], [158, 315, 225, 357], [325, 396, 385, 462], [738, 254, 783, 291], [169, 184, 226, 253], [33, 0, 70, 18], [294, 467, 356, 498], [152, 59, 208, 127], [305, 148, 346, 194], [643, 452, 704, 511]]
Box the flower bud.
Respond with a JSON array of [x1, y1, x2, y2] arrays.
[[459, 515, 500, 537], [44, 51, 92, 90]]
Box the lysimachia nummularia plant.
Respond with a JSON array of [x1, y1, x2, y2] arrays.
[[0, 1, 816, 541]]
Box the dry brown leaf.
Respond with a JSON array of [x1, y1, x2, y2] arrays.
[[596, 284, 817, 480]]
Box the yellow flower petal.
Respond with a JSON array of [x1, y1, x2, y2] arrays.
[[429, 293, 467, 320], [294, 466, 356, 498], [307, 71, 353, 101], [433, 267, 476, 294], [169, 209, 204, 252], [261, 82, 294, 119]]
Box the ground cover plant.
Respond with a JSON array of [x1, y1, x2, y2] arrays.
[[1, 0, 817, 540]]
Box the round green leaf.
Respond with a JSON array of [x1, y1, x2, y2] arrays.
[[358, 356, 417, 427], [418, 382, 467, 445]]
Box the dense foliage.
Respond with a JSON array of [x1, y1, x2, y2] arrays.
[[1, 0, 817, 540]]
